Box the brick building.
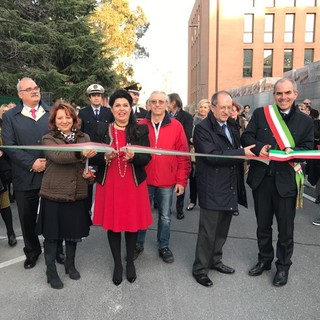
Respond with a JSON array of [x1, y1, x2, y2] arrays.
[[188, 0, 320, 106]]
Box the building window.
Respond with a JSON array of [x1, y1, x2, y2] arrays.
[[276, 0, 296, 6], [284, 49, 293, 73], [244, 14, 254, 43], [296, 0, 316, 6], [284, 14, 295, 43], [304, 49, 314, 65], [264, 14, 274, 43], [243, 0, 255, 6], [262, 0, 275, 6], [305, 13, 315, 42], [243, 49, 253, 77], [263, 50, 273, 77]]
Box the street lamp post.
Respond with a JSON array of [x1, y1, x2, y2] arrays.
[[189, 24, 199, 107]]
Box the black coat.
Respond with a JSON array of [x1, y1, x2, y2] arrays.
[[1, 101, 50, 191], [133, 106, 148, 121], [175, 109, 194, 142], [241, 105, 314, 197], [194, 112, 247, 211], [91, 123, 151, 186], [78, 106, 113, 142]]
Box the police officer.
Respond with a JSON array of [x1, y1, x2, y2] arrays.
[[124, 82, 147, 121], [78, 84, 113, 214], [78, 84, 113, 140]]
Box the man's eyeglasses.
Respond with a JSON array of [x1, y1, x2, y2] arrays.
[[149, 100, 166, 106], [19, 86, 40, 93]]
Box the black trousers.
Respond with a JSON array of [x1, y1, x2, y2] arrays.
[[192, 208, 233, 275], [188, 163, 197, 204], [15, 190, 41, 259], [176, 193, 185, 213], [252, 176, 296, 271]]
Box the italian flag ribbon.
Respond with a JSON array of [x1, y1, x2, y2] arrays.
[[3, 142, 320, 161], [264, 104, 304, 208]]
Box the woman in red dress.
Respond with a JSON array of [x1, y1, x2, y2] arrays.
[[93, 89, 152, 285]]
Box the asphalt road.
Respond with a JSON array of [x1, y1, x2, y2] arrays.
[[0, 184, 319, 320]]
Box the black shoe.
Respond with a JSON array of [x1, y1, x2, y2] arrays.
[[56, 253, 65, 264], [8, 233, 17, 247], [24, 255, 40, 269], [186, 203, 196, 211], [126, 262, 137, 283], [112, 265, 123, 286], [315, 195, 320, 204], [133, 244, 144, 261], [273, 270, 288, 287], [213, 263, 235, 274], [193, 273, 213, 287], [159, 247, 174, 263], [177, 210, 185, 220], [248, 261, 271, 276]]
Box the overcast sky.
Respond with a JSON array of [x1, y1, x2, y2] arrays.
[[129, 0, 195, 105]]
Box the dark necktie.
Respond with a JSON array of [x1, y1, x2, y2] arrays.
[[95, 109, 99, 119], [222, 124, 233, 144]]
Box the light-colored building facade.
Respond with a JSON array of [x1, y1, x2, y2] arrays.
[[188, 0, 320, 106]]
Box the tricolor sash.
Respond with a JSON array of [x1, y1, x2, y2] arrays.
[[264, 103, 304, 208]]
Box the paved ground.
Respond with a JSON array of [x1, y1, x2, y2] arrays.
[[0, 183, 319, 320]]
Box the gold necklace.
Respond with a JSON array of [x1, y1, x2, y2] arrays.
[[113, 124, 127, 178]]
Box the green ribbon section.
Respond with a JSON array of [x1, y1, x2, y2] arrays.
[[272, 103, 295, 147]]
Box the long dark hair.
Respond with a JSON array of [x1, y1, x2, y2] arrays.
[[109, 89, 140, 143]]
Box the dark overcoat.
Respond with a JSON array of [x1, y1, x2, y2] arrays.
[[1, 101, 50, 191], [194, 112, 247, 211], [241, 105, 314, 197]]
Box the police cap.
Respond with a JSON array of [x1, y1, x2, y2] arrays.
[[86, 84, 105, 95], [124, 82, 142, 95]]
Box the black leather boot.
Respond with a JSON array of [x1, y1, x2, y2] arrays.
[[44, 240, 63, 289], [65, 241, 80, 280], [56, 240, 65, 264]]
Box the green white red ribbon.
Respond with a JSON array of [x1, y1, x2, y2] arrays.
[[264, 104, 304, 208], [2, 142, 320, 163]]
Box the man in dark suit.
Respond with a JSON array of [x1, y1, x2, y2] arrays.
[[78, 84, 113, 140], [192, 90, 255, 287], [124, 82, 147, 121], [241, 78, 314, 287], [78, 84, 113, 213], [168, 93, 193, 219], [2, 77, 50, 269]]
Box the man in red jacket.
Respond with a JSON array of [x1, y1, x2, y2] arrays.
[[135, 91, 191, 263]]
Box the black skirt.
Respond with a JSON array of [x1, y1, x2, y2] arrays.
[[36, 198, 92, 240]]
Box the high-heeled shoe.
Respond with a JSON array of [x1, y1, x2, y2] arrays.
[[186, 203, 196, 211], [126, 262, 136, 283], [112, 265, 123, 286], [8, 233, 17, 247]]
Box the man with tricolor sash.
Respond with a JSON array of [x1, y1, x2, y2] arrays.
[[241, 78, 314, 287]]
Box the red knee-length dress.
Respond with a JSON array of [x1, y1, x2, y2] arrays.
[[93, 128, 153, 232]]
